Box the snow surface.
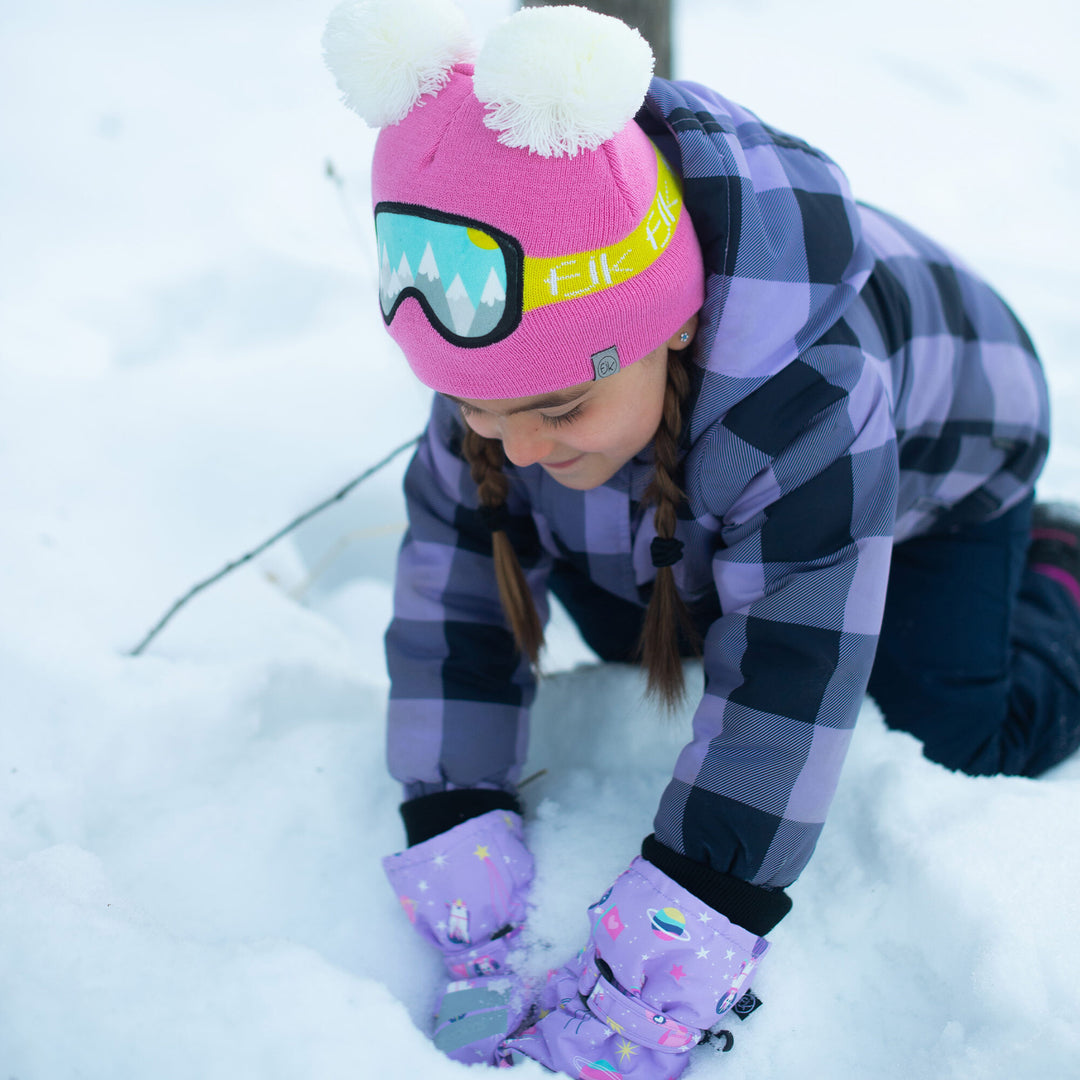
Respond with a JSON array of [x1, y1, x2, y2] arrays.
[[2, 0, 1079, 1077]]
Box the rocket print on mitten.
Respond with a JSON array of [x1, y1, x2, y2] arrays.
[[716, 957, 758, 1015], [447, 898, 471, 945]]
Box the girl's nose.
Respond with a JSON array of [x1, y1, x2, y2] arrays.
[[499, 417, 555, 468]]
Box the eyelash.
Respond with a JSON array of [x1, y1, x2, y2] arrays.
[[540, 404, 585, 428], [457, 402, 585, 428]]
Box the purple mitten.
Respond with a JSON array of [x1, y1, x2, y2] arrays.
[[383, 808, 535, 1064], [501, 856, 769, 1078]]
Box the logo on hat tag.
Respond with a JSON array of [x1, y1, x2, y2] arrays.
[[591, 346, 620, 380]]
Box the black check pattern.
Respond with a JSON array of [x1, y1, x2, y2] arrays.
[[384, 78, 1049, 907]]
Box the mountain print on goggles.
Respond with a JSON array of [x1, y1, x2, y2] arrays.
[[375, 145, 684, 348]]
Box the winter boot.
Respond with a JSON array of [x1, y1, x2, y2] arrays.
[[499, 856, 769, 1078], [383, 808, 535, 1064], [1029, 502, 1080, 607]]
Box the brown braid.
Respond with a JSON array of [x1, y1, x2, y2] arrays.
[[636, 349, 700, 709], [459, 347, 696, 701], [461, 428, 544, 666]]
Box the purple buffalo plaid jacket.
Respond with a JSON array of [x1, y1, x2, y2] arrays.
[[384, 80, 1048, 895]]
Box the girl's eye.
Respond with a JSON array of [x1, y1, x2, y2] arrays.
[[457, 402, 492, 430], [456, 399, 584, 429], [540, 404, 585, 428]]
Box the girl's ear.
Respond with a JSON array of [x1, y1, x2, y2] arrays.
[[668, 313, 699, 351]]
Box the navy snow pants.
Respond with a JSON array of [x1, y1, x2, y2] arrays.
[[868, 493, 1080, 776], [551, 493, 1080, 778]]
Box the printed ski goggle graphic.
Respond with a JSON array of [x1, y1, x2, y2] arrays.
[[375, 145, 683, 349], [376, 206, 524, 346]]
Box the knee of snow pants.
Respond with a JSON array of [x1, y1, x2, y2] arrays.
[[868, 492, 1080, 776]]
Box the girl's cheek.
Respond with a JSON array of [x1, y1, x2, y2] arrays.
[[573, 420, 613, 450]]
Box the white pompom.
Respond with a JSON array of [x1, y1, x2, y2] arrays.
[[322, 0, 474, 128], [473, 5, 654, 158]]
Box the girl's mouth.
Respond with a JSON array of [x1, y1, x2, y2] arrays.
[[543, 454, 584, 470]]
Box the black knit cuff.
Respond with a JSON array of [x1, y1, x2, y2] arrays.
[[401, 789, 523, 847], [641, 834, 793, 936]]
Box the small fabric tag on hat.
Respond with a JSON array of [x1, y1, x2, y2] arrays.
[[591, 346, 619, 380]]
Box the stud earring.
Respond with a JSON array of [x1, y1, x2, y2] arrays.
[[679, 332, 690, 342]]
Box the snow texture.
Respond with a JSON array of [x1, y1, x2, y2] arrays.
[[1, 0, 1079, 1078]]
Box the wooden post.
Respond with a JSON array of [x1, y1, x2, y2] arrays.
[[520, 0, 672, 80]]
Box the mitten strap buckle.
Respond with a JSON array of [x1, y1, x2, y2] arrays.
[[585, 974, 702, 1054]]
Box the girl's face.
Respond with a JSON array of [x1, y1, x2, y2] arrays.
[[448, 317, 698, 491]]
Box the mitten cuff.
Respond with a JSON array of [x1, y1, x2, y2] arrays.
[[401, 789, 523, 846], [641, 834, 792, 935]]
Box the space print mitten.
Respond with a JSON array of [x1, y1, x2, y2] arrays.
[[499, 856, 769, 1078], [382, 808, 535, 1064]]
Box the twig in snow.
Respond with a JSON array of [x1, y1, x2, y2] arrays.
[[128, 434, 421, 657], [288, 520, 408, 601]]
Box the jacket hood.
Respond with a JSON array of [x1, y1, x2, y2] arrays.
[[638, 79, 876, 438]]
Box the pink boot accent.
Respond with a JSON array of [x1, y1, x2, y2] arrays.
[[1030, 563, 1080, 607]]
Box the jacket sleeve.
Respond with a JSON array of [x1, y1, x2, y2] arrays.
[[385, 393, 552, 802], [654, 347, 899, 890]]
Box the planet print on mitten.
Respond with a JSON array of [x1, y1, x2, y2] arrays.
[[647, 907, 691, 941]]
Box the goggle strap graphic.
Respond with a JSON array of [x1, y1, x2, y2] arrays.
[[522, 146, 683, 312]]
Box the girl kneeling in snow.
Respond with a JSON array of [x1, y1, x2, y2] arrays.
[[323, 2, 1080, 1073]]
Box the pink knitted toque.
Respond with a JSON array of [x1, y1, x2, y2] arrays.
[[325, 1, 704, 400]]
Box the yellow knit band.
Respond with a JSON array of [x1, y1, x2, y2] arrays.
[[521, 146, 683, 313]]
